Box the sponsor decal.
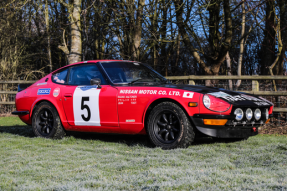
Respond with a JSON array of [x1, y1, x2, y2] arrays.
[[208, 91, 231, 98], [208, 91, 268, 104], [259, 97, 274, 105], [183, 92, 194, 98], [119, 89, 181, 96], [37, 82, 47, 86], [53, 88, 60, 97], [73, 86, 101, 126], [126, 119, 135, 122], [37, 88, 51, 95], [254, 102, 270, 106]]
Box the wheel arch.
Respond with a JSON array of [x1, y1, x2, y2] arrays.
[[30, 98, 66, 124], [143, 98, 196, 131]]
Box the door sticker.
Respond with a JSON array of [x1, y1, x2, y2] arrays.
[[73, 86, 101, 126], [53, 88, 60, 97], [37, 88, 51, 95]]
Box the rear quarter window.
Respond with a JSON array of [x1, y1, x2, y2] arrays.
[[52, 69, 68, 84]]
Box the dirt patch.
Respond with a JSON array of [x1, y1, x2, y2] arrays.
[[259, 120, 287, 135], [0, 113, 16, 117]]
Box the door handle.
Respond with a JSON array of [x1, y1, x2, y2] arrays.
[[64, 93, 72, 97]]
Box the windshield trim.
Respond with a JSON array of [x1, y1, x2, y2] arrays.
[[99, 61, 168, 86]]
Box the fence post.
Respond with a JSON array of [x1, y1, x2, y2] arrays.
[[188, 75, 195, 85], [189, 80, 195, 85], [252, 75, 259, 92]]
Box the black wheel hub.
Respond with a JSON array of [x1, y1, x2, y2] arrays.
[[153, 111, 180, 144], [36, 109, 54, 136]]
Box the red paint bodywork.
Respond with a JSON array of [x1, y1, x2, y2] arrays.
[[16, 60, 269, 135]]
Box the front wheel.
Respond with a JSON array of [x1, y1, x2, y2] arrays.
[[146, 102, 195, 149], [32, 102, 66, 139]]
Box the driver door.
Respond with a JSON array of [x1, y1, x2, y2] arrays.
[[61, 64, 119, 128]]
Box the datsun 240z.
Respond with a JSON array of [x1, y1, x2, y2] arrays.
[[12, 60, 274, 149]]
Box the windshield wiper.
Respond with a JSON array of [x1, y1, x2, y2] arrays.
[[128, 78, 143, 84]]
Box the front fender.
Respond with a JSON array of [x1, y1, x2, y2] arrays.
[[142, 93, 201, 127]]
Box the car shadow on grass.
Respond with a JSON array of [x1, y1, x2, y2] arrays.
[[0, 125, 35, 137], [0, 125, 152, 147], [67, 131, 153, 147], [0, 125, 240, 147]]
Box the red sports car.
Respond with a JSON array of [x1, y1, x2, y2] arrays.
[[12, 60, 273, 149]]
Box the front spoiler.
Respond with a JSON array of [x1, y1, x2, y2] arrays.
[[12, 111, 29, 115], [191, 115, 259, 138], [195, 126, 258, 138]]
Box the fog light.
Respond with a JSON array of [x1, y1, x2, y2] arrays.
[[234, 108, 244, 121], [254, 108, 261, 121], [246, 108, 253, 121], [265, 108, 269, 119]]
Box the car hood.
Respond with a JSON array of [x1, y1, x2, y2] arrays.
[[159, 84, 273, 108]]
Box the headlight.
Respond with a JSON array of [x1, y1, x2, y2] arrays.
[[234, 108, 244, 121], [254, 108, 261, 121], [203, 95, 210, 108], [245, 108, 253, 121], [265, 108, 269, 119], [203, 94, 231, 112]]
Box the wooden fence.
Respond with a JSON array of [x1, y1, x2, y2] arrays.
[[1, 75, 287, 113]]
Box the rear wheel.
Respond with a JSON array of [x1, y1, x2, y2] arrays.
[[32, 102, 65, 139], [147, 102, 194, 149]]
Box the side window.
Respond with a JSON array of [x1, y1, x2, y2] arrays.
[[68, 64, 107, 85], [52, 69, 68, 84]]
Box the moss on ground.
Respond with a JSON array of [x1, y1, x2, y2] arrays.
[[0, 117, 286, 190]]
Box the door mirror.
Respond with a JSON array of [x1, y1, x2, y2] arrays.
[[90, 78, 101, 88]]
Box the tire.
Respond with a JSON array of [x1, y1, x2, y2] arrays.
[[32, 101, 66, 139], [146, 102, 195, 149]]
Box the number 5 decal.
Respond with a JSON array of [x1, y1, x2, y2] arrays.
[[73, 86, 101, 126], [81, 97, 91, 121]]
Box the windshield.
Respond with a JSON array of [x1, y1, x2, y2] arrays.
[[101, 62, 167, 84]]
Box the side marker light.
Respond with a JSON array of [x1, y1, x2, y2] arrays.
[[265, 119, 270, 124], [203, 119, 228, 126], [188, 102, 198, 107]]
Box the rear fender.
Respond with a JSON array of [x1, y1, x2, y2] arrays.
[[30, 98, 66, 124]]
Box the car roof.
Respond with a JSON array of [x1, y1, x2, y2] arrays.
[[52, 60, 137, 74]]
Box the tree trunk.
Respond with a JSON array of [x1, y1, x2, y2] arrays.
[[45, 0, 52, 72], [226, 51, 232, 90], [260, 0, 275, 75], [235, 2, 246, 89], [132, 0, 145, 61], [58, 0, 82, 65]]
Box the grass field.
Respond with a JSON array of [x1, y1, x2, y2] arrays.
[[0, 117, 286, 190]]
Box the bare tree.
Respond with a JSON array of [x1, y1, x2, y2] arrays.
[[58, 0, 82, 64]]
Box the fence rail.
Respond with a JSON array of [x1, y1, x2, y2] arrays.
[[1, 76, 287, 114]]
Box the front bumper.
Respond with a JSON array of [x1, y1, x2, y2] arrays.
[[190, 114, 265, 138]]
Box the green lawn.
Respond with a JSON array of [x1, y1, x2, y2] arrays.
[[0, 117, 286, 190]]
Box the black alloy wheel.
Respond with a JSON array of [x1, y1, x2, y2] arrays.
[[154, 112, 180, 144], [147, 102, 195, 149], [32, 102, 66, 139], [36, 109, 54, 136]]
